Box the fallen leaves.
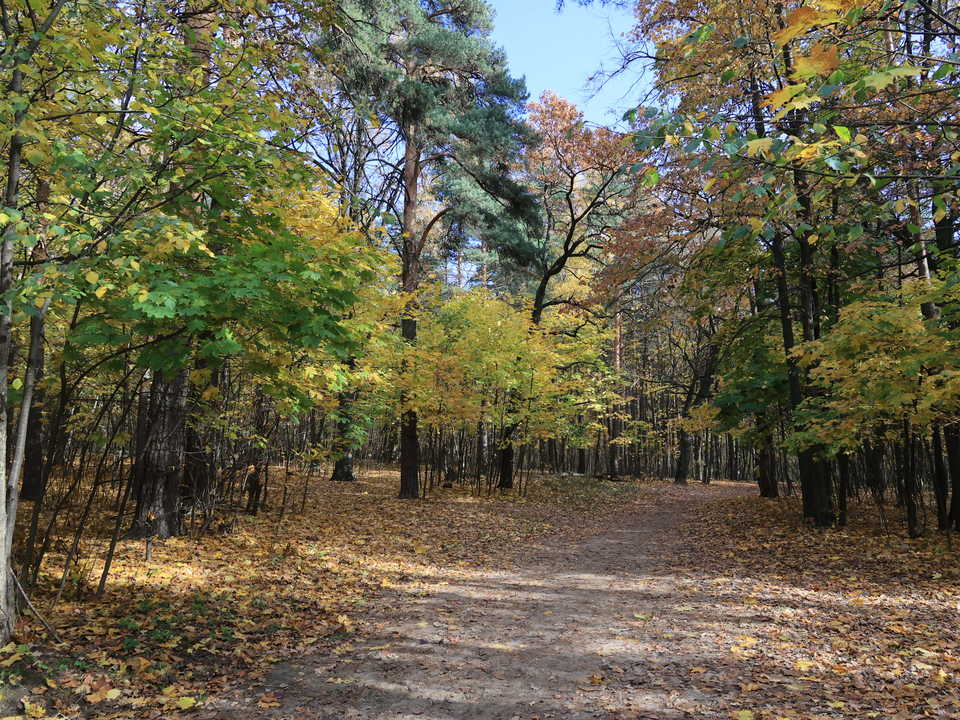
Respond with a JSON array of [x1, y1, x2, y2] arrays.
[[665, 490, 960, 720], [3, 473, 957, 720], [8, 469, 566, 717]]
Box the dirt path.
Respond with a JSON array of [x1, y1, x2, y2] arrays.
[[215, 484, 755, 719]]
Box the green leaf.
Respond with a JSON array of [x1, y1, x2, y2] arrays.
[[824, 155, 843, 171], [834, 126, 850, 142], [863, 66, 923, 90]]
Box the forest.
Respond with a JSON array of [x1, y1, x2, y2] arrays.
[[0, 0, 959, 715]]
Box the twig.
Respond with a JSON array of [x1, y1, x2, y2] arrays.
[[10, 569, 63, 644]]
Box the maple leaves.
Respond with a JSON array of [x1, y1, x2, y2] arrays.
[[670, 493, 960, 720], [3, 472, 951, 718], [2, 468, 559, 717]]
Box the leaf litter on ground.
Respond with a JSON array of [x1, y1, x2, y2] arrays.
[[0, 471, 957, 719]]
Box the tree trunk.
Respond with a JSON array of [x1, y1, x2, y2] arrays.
[[330, 388, 358, 483], [497, 422, 515, 490], [903, 424, 921, 538], [674, 428, 691, 485], [837, 453, 850, 527], [944, 425, 960, 531], [0, 27, 54, 640], [932, 428, 950, 530], [756, 422, 778, 498], [398, 317, 420, 499], [398, 132, 420, 500], [183, 357, 216, 525], [609, 307, 623, 477], [20, 315, 46, 503], [127, 368, 189, 539], [475, 416, 487, 491], [771, 231, 832, 526]]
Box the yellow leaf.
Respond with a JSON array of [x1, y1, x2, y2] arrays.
[[818, 0, 861, 10], [85, 271, 98, 284], [745, 139, 772, 157], [176, 697, 196, 709], [0, 653, 20, 668], [794, 44, 839, 78], [106, 689, 122, 700], [795, 660, 813, 671], [23, 700, 45, 718], [731, 712, 754, 720], [94, 286, 108, 299], [690, 666, 707, 673], [772, 7, 840, 45], [763, 84, 807, 109]]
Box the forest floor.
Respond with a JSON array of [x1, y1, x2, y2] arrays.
[[2, 471, 960, 719]]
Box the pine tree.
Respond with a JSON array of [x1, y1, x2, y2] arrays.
[[328, 0, 537, 498]]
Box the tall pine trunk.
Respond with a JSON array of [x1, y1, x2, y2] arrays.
[[398, 134, 420, 499]]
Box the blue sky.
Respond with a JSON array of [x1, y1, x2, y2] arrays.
[[486, 0, 643, 127]]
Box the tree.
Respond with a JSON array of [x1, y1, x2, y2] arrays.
[[327, 0, 537, 498], [592, 0, 960, 528], [0, 0, 376, 638], [487, 92, 644, 488]]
